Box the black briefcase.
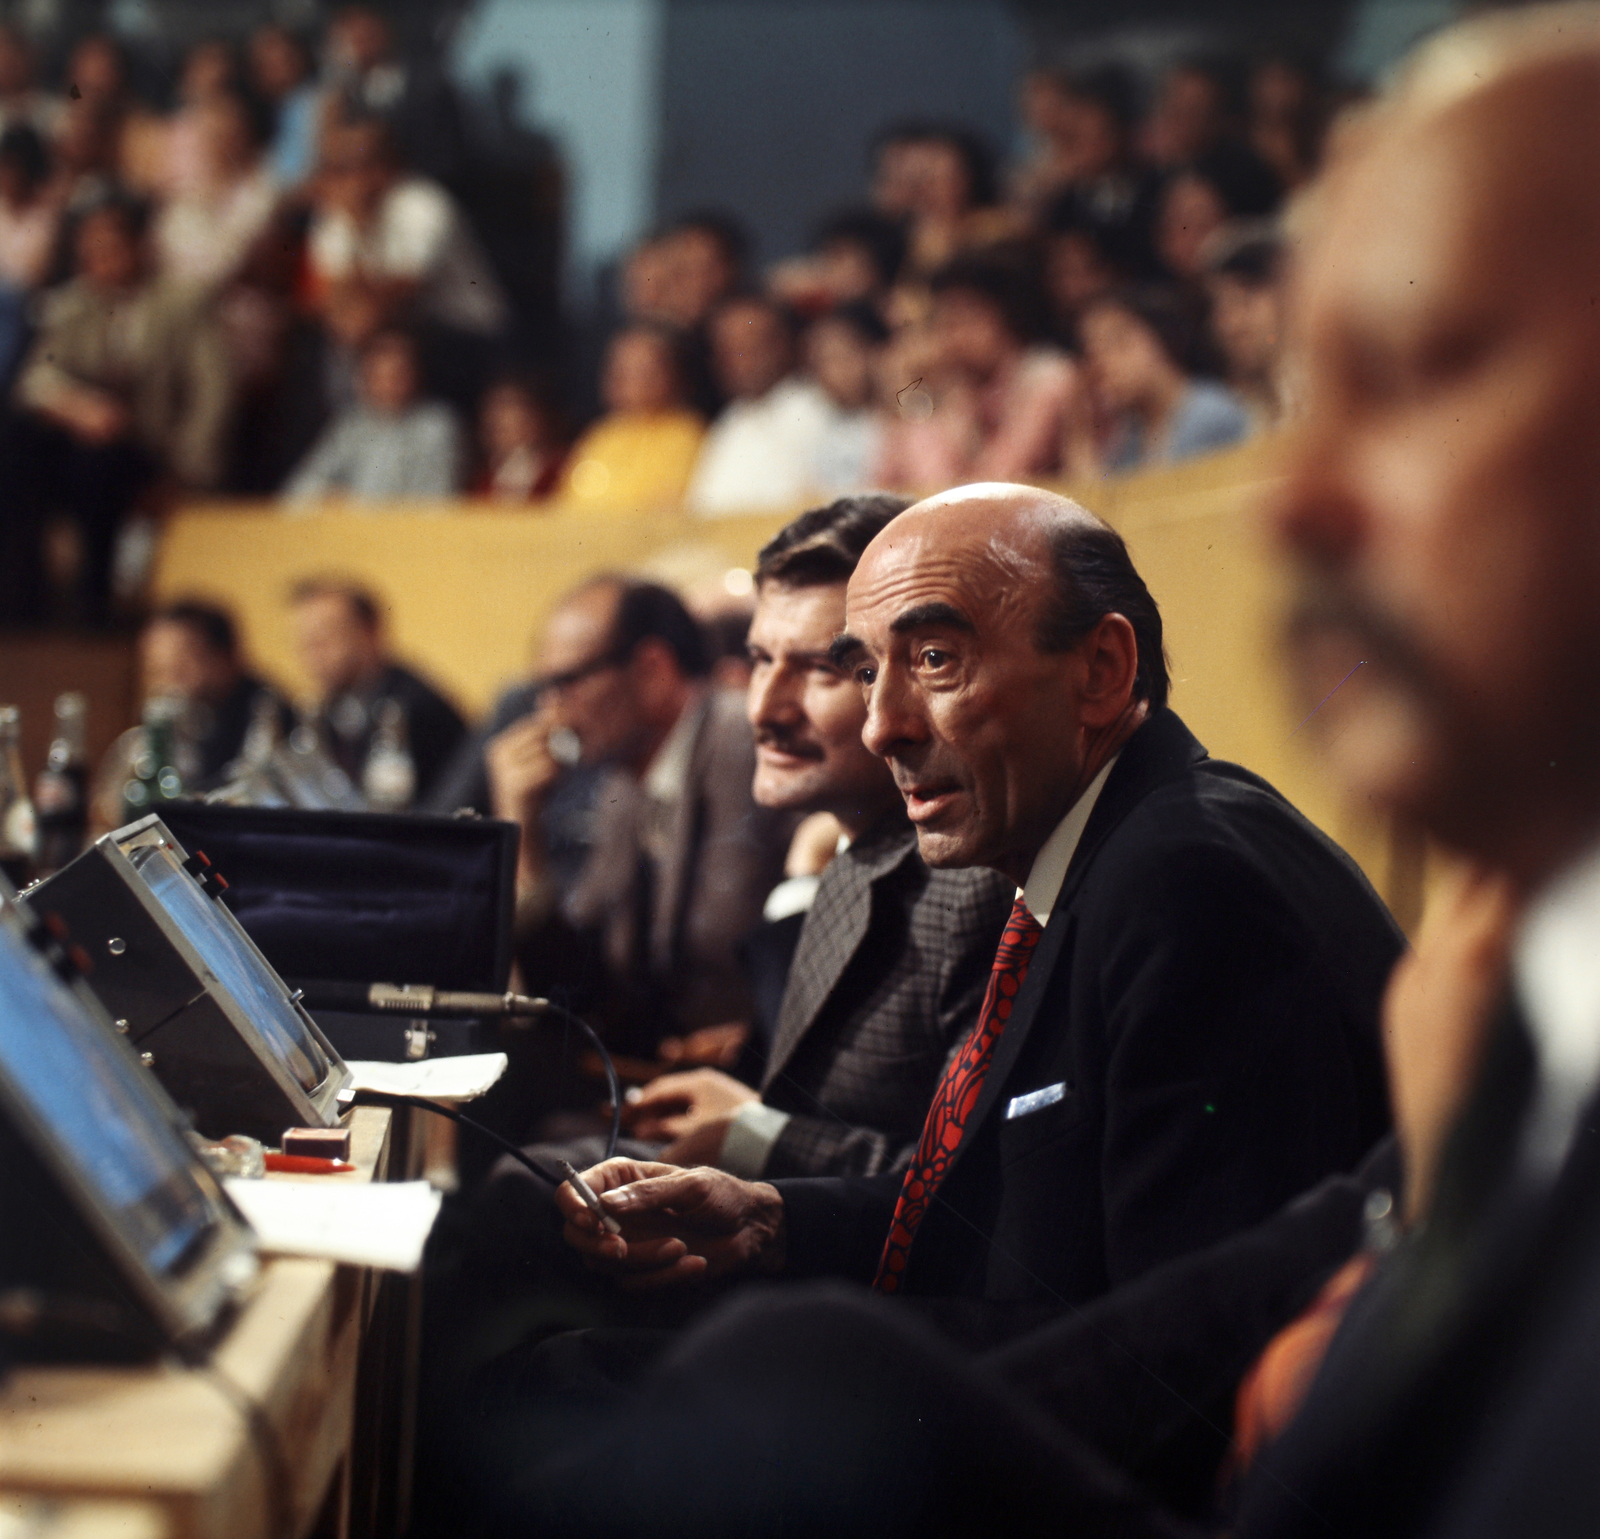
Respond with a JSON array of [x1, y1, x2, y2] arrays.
[[157, 802, 518, 1061]]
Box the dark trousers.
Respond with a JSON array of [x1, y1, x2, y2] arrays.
[[427, 1283, 1197, 1539]]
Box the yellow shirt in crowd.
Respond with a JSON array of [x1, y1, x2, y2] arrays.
[[558, 409, 706, 511]]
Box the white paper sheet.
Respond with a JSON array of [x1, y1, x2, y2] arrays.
[[343, 1052, 509, 1101], [225, 1179, 444, 1272]]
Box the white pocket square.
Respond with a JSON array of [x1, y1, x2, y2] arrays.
[[1006, 1082, 1066, 1120]]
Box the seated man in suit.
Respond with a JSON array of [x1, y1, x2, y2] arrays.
[[560, 483, 1400, 1311], [486, 576, 794, 1064]]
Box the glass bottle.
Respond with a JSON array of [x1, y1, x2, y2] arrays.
[[0, 705, 38, 887], [362, 698, 416, 811], [122, 696, 185, 821], [33, 692, 89, 875]]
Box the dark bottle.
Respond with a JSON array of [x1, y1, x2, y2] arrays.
[[121, 696, 185, 823], [33, 691, 89, 875], [0, 705, 37, 888]]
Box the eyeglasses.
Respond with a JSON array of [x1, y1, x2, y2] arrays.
[[534, 647, 629, 695]]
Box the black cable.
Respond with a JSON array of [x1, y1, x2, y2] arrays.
[[523, 996, 623, 1163], [348, 1090, 573, 1188]]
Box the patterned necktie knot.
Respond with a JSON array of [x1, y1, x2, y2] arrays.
[[874, 895, 1043, 1293]]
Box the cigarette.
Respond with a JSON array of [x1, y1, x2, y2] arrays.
[[558, 1159, 622, 1236]]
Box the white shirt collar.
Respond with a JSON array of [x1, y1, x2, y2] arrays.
[[1019, 754, 1119, 927], [642, 688, 707, 806], [1513, 834, 1600, 1175]]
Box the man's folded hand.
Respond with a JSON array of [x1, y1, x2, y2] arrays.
[[555, 1158, 786, 1289]]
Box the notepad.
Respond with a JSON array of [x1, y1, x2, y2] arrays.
[[343, 1052, 509, 1102], [225, 1179, 443, 1272]]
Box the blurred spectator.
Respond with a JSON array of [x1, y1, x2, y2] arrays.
[[1041, 188, 1146, 343], [6, 199, 232, 624], [686, 293, 832, 516], [0, 25, 63, 139], [875, 250, 1083, 489], [896, 124, 1018, 279], [0, 125, 61, 379], [474, 374, 566, 503], [1141, 56, 1247, 168], [308, 116, 509, 342], [285, 328, 462, 503], [561, 323, 704, 510], [323, 4, 465, 185], [92, 600, 291, 829], [805, 301, 888, 495], [151, 91, 279, 291], [248, 25, 323, 188], [650, 211, 748, 331], [1156, 142, 1283, 279], [868, 122, 927, 218], [62, 34, 134, 117], [290, 576, 466, 807], [160, 39, 242, 200], [1203, 222, 1288, 430], [46, 100, 120, 222], [767, 206, 906, 317], [1076, 285, 1249, 474], [1009, 64, 1145, 222], [1248, 54, 1327, 190]]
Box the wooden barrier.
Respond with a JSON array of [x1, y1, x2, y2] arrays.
[[151, 441, 1420, 926]]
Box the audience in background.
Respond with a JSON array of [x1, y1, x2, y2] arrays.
[[7, 199, 232, 624], [472, 374, 566, 504], [247, 25, 323, 188], [285, 328, 463, 503], [290, 577, 466, 808], [805, 301, 889, 495], [150, 90, 278, 290], [560, 323, 704, 509], [1077, 286, 1249, 474], [306, 117, 509, 361], [0, 124, 59, 379], [1141, 55, 1244, 167], [876, 249, 1082, 489], [0, 14, 1350, 627], [1203, 222, 1288, 431], [767, 206, 907, 317], [1156, 141, 1283, 280], [686, 293, 832, 515], [0, 25, 61, 139]]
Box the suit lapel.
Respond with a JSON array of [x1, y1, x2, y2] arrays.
[[762, 816, 916, 1088], [950, 709, 1210, 1167]]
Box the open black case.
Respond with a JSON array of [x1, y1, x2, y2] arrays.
[[0, 876, 258, 1362], [155, 802, 518, 1062], [25, 815, 352, 1141]]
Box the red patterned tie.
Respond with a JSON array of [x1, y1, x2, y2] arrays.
[[873, 895, 1044, 1293]]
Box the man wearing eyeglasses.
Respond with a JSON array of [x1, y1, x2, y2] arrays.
[[487, 576, 794, 1060]]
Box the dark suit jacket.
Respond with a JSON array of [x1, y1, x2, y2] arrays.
[[1237, 1004, 1600, 1538], [563, 688, 795, 1049], [316, 661, 467, 807], [778, 708, 1401, 1307], [757, 813, 1014, 1179]]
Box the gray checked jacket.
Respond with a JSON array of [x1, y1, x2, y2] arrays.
[[755, 812, 1015, 1180]]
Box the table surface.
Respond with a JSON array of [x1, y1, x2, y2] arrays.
[[0, 1107, 395, 1539]]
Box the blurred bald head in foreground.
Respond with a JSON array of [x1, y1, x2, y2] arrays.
[[1277, 4, 1600, 889], [1243, 13, 1600, 1536]]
